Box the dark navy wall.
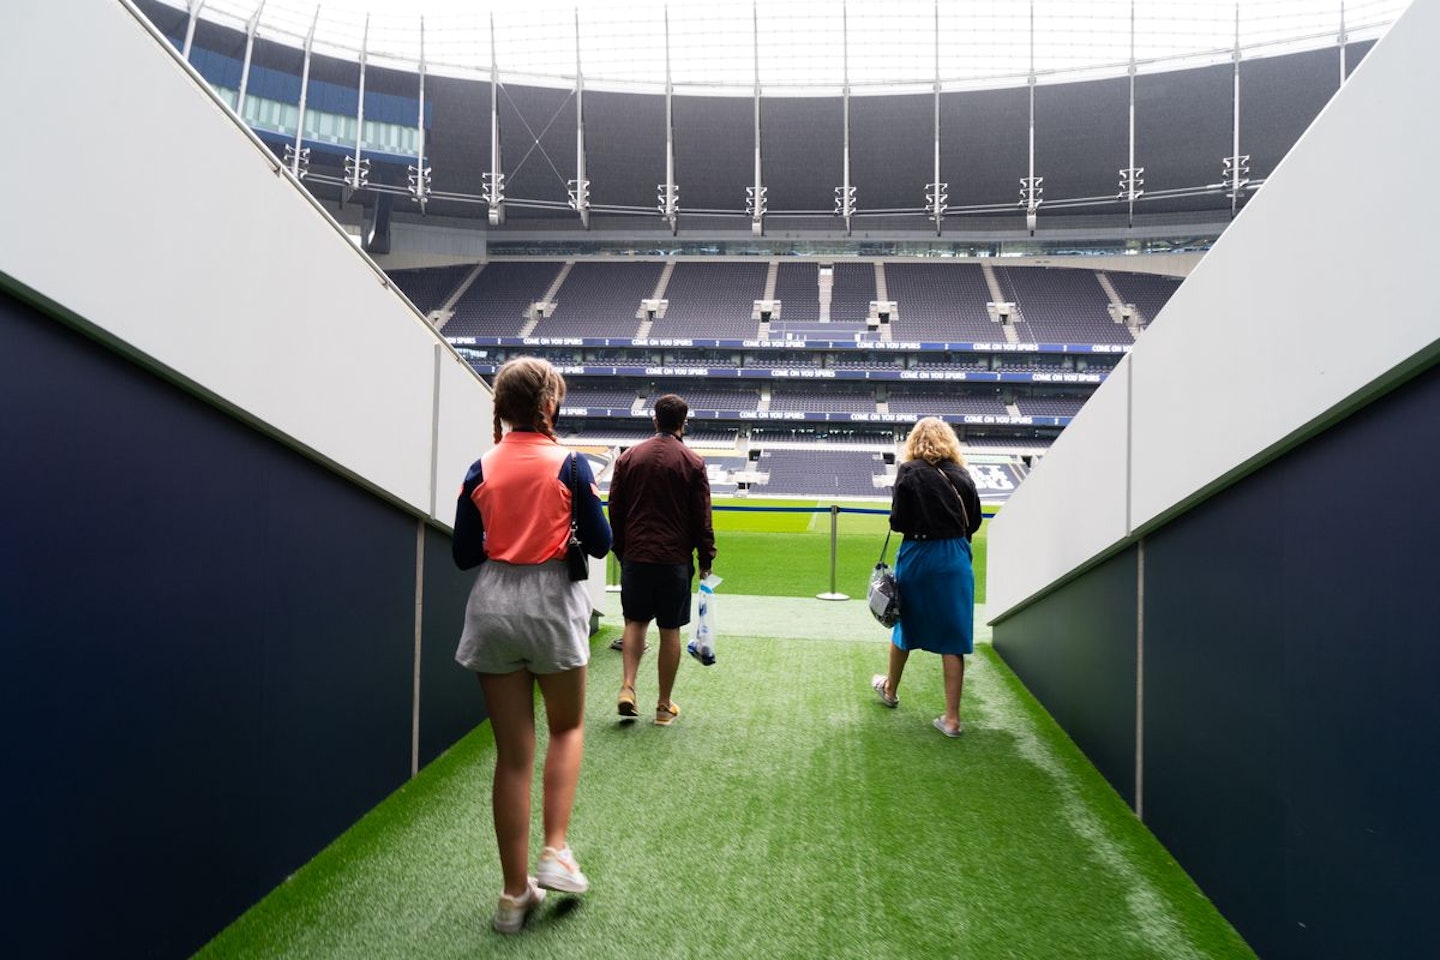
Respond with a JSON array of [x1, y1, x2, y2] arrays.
[[0, 287, 481, 958], [992, 547, 1139, 805], [1143, 360, 1440, 960], [994, 359, 1440, 960], [1141, 478, 1289, 955], [420, 526, 489, 766]]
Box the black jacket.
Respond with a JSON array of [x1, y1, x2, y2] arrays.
[[889, 458, 984, 542]]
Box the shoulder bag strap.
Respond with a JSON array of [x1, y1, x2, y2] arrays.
[[933, 463, 970, 533], [878, 527, 893, 564], [569, 452, 581, 530]]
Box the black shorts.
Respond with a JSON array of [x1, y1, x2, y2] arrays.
[[619, 561, 694, 629]]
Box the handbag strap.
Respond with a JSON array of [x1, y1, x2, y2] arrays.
[[933, 462, 970, 533], [568, 452, 580, 530], [877, 527, 893, 564]]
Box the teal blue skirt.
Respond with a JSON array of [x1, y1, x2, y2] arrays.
[[891, 537, 975, 656]]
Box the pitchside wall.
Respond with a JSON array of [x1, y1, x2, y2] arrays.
[[987, 3, 1440, 959], [0, 1, 524, 956]]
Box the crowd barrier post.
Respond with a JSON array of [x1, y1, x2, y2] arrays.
[[816, 504, 850, 601]]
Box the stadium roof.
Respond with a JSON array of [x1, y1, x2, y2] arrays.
[[155, 0, 1408, 95]]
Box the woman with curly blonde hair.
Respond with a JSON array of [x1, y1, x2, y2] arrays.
[[870, 417, 983, 737]]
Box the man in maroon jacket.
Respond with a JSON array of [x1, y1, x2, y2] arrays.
[[608, 394, 717, 726]]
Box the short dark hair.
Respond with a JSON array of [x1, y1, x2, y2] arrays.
[[653, 393, 688, 433]]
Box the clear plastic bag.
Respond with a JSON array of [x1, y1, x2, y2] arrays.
[[687, 573, 722, 665]]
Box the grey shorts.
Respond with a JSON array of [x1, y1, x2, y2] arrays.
[[455, 559, 592, 675]]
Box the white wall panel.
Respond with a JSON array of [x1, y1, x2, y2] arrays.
[[989, 0, 1440, 620], [1129, 0, 1440, 530], [433, 348, 494, 522], [0, 1, 492, 515], [987, 358, 1132, 616]]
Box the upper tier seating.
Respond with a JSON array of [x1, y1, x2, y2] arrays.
[[653, 262, 769, 338], [1104, 271, 1184, 326], [445, 262, 564, 338], [772, 261, 820, 323], [829, 262, 877, 324], [883, 262, 997, 341], [993, 267, 1133, 345], [432, 261, 1158, 346], [538, 261, 665, 338], [386, 263, 473, 316]]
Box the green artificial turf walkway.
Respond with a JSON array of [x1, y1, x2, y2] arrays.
[[199, 600, 1254, 959]]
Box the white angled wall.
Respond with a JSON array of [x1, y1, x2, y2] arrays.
[[0, 0, 493, 519], [985, 358, 1133, 612], [988, 0, 1440, 619]]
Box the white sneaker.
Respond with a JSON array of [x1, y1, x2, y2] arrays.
[[536, 845, 589, 894], [493, 877, 546, 934]]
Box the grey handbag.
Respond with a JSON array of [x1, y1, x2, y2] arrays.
[[867, 529, 900, 628]]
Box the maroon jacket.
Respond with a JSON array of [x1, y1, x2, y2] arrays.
[[608, 432, 716, 569]]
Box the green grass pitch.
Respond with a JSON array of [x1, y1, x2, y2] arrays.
[[639, 496, 992, 604]]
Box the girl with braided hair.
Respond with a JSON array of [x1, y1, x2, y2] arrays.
[[452, 356, 611, 933]]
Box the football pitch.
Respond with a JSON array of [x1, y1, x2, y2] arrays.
[[684, 496, 991, 603]]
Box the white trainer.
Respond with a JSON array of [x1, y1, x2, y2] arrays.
[[493, 878, 546, 934], [535, 845, 589, 894]]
